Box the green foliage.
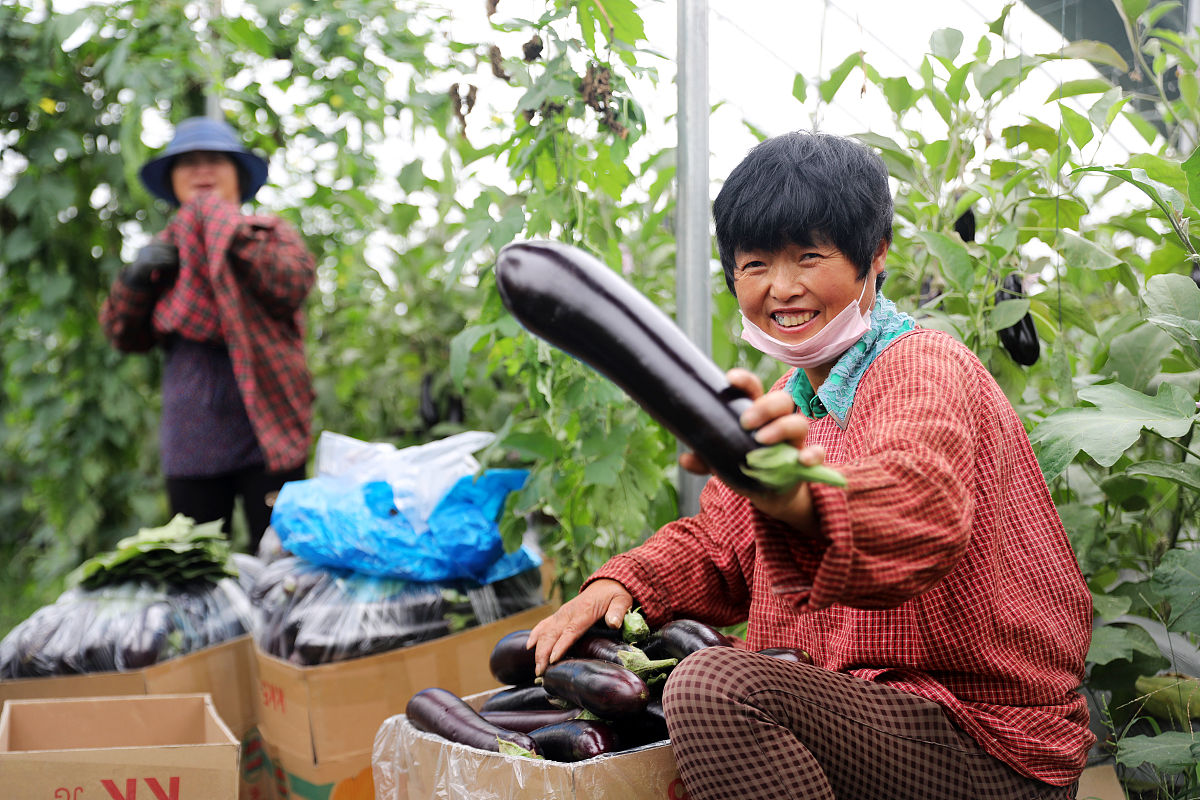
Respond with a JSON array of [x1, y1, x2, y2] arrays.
[[3, 1, 1199, 795]]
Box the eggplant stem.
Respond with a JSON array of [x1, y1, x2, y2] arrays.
[[742, 443, 848, 490]]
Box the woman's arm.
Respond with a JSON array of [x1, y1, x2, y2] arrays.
[[227, 214, 316, 318]]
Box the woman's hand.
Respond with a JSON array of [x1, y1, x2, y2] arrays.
[[525, 578, 633, 676], [680, 368, 823, 530]]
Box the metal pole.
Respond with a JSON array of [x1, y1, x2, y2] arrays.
[[676, 0, 711, 517], [205, 0, 223, 119]]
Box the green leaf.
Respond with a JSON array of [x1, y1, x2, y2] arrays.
[[791, 73, 807, 103], [1105, 326, 1176, 392], [1091, 592, 1133, 621], [820, 52, 862, 103], [398, 161, 426, 193], [3, 226, 37, 262], [1086, 624, 1161, 665], [1128, 460, 1200, 493], [1046, 78, 1113, 102], [1029, 382, 1197, 470], [916, 231, 974, 294], [945, 62, 972, 104], [1182, 145, 1200, 211], [987, 3, 1013, 34], [741, 443, 848, 490], [1115, 732, 1200, 774], [1001, 120, 1059, 153], [1055, 231, 1122, 271], [990, 298, 1030, 330], [1150, 548, 1200, 633], [1058, 104, 1094, 149], [501, 431, 559, 461], [449, 323, 498, 388], [1117, 0, 1151, 21], [488, 205, 526, 252], [1123, 109, 1161, 144], [880, 76, 915, 115], [1072, 165, 1188, 222], [977, 56, 1037, 99], [1143, 274, 1200, 364], [1144, 273, 1200, 319], [1041, 40, 1128, 71], [929, 28, 963, 62], [1031, 283, 1097, 335]]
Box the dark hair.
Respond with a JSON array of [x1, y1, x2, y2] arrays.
[[713, 131, 894, 293]]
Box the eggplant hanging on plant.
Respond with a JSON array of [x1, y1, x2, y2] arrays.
[[995, 274, 1040, 366], [494, 240, 846, 493]]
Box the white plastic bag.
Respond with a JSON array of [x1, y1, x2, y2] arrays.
[[313, 430, 496, 535]]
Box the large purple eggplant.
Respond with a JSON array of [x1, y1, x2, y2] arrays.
[[495, 240, 765, 492]]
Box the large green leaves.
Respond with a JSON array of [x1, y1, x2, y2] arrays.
[[1029, 383, 1197, 480]]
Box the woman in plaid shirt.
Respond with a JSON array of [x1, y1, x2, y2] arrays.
[[100, 117, 315, 553], [528, 132, 1094, 799]]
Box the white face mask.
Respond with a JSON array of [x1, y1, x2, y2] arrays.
[[740, 278, 872, 368]]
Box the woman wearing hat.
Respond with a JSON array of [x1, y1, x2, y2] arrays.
[[100, 116, 316, 553]]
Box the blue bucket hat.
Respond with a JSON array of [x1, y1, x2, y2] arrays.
[[138, 117, 270, 206]]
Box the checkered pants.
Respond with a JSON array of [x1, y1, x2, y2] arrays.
[[661, 647, 1077, 800]]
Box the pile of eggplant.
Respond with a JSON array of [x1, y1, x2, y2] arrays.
[[406, 613, 812, 762], [0, 578, 253, 678], [250, 557, 544, 666]]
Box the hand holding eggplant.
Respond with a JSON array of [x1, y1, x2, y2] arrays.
[[681, 368, 826, 531], [494, 240, 846, 495], [526, 578, 633, 677]]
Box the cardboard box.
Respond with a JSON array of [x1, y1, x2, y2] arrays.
[[254, 603, 555, 800], [0, 635, 259, 739], [0, 693, 240, 799], [1077, 763, 1125, 800], [372, 688, 682, 800]]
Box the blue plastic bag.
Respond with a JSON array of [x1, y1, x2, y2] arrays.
[[270, 468, 531, 582]]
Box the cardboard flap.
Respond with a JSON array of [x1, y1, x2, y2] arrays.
[[254, 604, 553, 766], [0, 694, 240, 800]]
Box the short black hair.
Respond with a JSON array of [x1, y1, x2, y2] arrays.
[[712, 131, 894, 293]]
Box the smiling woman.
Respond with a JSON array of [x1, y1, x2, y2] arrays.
[[525, 130, 1096, 800]]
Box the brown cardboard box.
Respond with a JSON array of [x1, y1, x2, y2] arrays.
[[254, 603, 555, 800], [0, 693, 240, 799], [0, 636, 271, 799], [372, 688, 683, 800], [1077, 763, 1126, 800], [0, 635, 258, 738]]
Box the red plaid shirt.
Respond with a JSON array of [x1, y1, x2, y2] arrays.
[[591, 328, 1094, 786], [100, 195, 316, 472]]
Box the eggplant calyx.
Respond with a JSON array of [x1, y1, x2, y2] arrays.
[[497, 739, 544, 759], [616, 647, 678, 680], [622, 608, 651, 644], [742, 443, 848, 491]]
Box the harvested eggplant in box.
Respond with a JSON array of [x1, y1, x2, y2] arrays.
[[405, 612, 763, 761], [249, 556, 545, 666], [0, 516, 254, 679]]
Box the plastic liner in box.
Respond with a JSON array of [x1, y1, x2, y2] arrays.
[[0, 578, 254, 679], [250, 555, 544, 666], [372, 711, 679, 800]]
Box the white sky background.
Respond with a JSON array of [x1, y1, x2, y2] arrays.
[[665, 0, 1143, 175]]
